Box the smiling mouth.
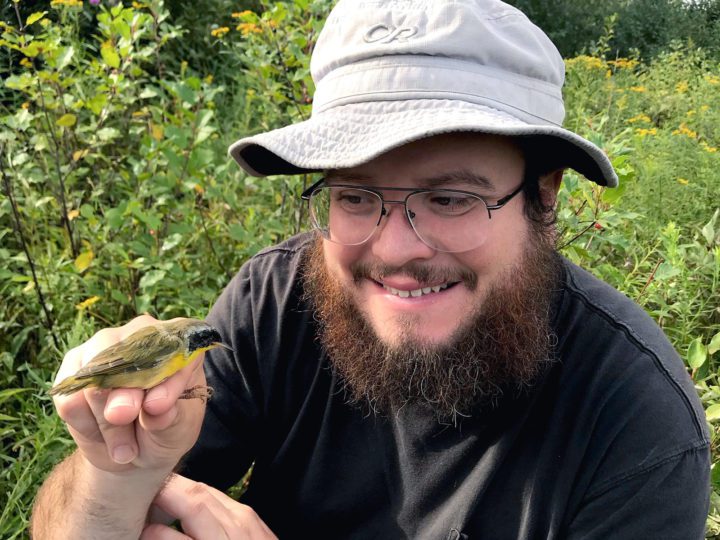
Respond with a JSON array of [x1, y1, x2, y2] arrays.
[[379, 281, 459, 298]]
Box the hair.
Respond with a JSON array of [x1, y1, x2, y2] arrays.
[[516, 136, 567, 233]]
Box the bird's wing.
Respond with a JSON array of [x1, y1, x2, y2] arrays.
[[71, 326, 184, 380]]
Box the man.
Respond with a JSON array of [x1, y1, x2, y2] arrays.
[[32, 1, 710, 538]]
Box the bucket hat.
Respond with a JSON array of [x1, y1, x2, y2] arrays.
[[228, 0, 618, 187]]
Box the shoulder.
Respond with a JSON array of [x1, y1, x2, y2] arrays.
[[554, 258, 709, 494]]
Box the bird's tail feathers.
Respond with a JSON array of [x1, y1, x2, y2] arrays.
[[49, 376, 92, 396]]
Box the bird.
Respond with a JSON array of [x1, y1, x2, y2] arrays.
[[49, 318, 232, 401]]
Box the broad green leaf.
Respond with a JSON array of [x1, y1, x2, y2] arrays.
[[709, 333, 720, 356], [101, 41, 120, 69], [54, 45, 74, 70], [56, 113, 77, 127], [687, 337, 707, 369], [26, 11, 47, 27], [97, 127, 120, 141], [702, 209, 718, 246], [74, 250, 94, 273], [161, 233, 183, 253], [139, 269, 166, 289], [654, 262, 680, 281], [705, 403, 720, 422]]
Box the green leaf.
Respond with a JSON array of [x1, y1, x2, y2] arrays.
[[687, 337, 707, 370], [54, 45, 74, 70], [706, 403, 720, 422], [139, 269, 166, 289], [56, 113, 77, 127], [160, 233, 183, 253], [111, 289, 129, 305], [26, 11, 47, 27], [97, 127, 120, 141], [654, 262, 680, 281], [101, 42, 120, 69], [74, 250, 94, 273], [709, 332, 720, 356], [701, 209, 718, 246]]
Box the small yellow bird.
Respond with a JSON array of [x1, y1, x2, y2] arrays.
[[49, 318, 232, 400]]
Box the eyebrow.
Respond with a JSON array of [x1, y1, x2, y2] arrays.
[[419, 170, 496, 191], [324, 169, 497, 191]]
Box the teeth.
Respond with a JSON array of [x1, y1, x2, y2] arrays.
[[383, 283, 451, 298]]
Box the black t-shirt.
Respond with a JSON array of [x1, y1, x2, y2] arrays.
[[181, 233, 710, 539]]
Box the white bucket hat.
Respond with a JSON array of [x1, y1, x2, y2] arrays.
[[228, 0, 618, 187]]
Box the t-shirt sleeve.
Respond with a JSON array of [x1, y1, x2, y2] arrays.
[[566, 444, 710, 539], [178, 238, 315, 492], [178, 258, 263, 491]]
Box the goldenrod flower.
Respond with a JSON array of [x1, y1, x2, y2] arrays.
[[20, 57, 33, 68], [75, 296, 101, 310], [628, 114, 651, 124], [237, 22, 262, 36], [635, 128, 657, 137], [51, 0, 83, 7], [232, 10, 254, 18], [676, 178, 689, 185], [702, 143, 717, 153], [704, 75, 720, 85], [675, 81, 688, 94], [672, 123, 698, 139], [211, 26, 230, 38], [629, 86, 647, 93]]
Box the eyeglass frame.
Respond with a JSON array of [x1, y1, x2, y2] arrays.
[[300, 177, 525, 250]]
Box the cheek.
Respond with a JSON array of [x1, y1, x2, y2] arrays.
[[322, 241, 362, 284]]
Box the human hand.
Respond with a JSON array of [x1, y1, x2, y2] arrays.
[[142, 474, 278, 540], [53, 315, 208, 474]]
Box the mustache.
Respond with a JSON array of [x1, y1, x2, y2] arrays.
[[350, 261, 478, 290]]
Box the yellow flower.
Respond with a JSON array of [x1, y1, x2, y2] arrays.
[[20, 57, 33, 68], [677, 178, 689, 185], [608, 58, 639, 70], [210, 27, 230, 38], [237, 22, 262, 36], [628, 114, 651, 124], [629, 86, 647, 93], [705, 75, 720, 85], [702, 143, 717, 153], [204, 74, 213, 84], [700, 105, 710, 112], [566, 55, 605, 70], [675, 81, 688, 94], [50, 0, 83, 7], [21, 101, 30, 109], [671, 123, 698, 139], [635, 128, 657, 137], [75, 296, 101, 310], [232, 10, 254, 18], [132, 1, 146, 8]]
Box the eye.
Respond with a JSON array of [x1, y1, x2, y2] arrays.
[[332, 188, 379, 214], [425, 191, 481, 215]]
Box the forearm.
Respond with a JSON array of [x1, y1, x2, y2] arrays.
[[31, 451, 172, 540]]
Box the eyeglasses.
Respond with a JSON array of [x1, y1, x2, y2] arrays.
[[301, 178, 524, 253]]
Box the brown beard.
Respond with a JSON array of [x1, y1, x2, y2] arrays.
[[301, 233, 562, 423]]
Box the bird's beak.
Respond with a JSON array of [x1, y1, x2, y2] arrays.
[[214, 342, 235, 353]]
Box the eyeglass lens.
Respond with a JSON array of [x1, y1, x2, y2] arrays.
[[308, 186, 491, 253]]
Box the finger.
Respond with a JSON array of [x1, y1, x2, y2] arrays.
[[142, 353, 206, 420], [85, 388, 142, 464], [202, 484, 278, 539], [153, 475, 231, 540], [141, 523, 191, 540]]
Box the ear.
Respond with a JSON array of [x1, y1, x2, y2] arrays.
[[537, 168, 564, 208]]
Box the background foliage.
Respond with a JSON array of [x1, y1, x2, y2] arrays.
[[0, 0, 718, 537]]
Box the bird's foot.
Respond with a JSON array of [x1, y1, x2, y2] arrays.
[[179, 385, 214, 402]]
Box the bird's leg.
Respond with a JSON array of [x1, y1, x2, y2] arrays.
[[179, 385, 214, 402]]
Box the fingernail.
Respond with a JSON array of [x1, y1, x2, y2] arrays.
[[145, 386, 167, 403], [112, 445, 136, 464], [109, 394, 136, 410]]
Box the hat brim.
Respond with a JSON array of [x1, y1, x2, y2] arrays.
[[228, 99, 618, 187]]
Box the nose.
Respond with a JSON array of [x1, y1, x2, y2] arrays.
[[369, 203, 436, 265]]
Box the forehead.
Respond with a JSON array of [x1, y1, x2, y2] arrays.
[[326, 132, 525, 191]]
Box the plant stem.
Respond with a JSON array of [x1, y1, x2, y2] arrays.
[[0, 146, 60, 351]]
